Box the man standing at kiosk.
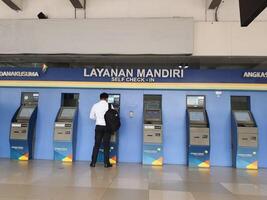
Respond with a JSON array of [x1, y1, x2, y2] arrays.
[[90, 93, 112, 168]]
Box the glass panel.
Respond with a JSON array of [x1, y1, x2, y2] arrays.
[[189, 111, 205, 122], [60, 108, 76, 119], [18, 107, 34, 118], [234, 111, 252, 122]]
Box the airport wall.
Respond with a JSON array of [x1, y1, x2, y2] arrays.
[[1, 0, 267, 21], [1, 87, 267, 168], [1, 19, 267, 56], [0, 18, 194, 55], [1, 1, 267, 56]]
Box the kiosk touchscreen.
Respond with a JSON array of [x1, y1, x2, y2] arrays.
[[186, 96, 210, 168], [97, 94, 120, 164], [142, 95, 163, 165], [10, 92, 39, 160], [231, 96, 258, 169], [53, 93, 79, 162]]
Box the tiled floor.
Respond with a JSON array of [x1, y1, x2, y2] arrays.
[[0, 159, 266, 200]]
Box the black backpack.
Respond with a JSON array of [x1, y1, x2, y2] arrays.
[[104, 104, 121, 132]]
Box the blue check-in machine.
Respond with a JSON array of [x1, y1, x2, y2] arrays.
[[231, 96, 258, 170], [186, 95, 210, 168], [142, 95, 163, 165], [10, 92, 39, 160], [97, 94, 120, 164], [53, 93, 79, 162]]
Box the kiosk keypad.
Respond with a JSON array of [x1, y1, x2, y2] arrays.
[[54, 122, 73, 141]]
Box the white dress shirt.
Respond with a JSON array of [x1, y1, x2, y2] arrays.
[[90, 100, 109, 126]]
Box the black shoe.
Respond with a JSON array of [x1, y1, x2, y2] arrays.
[[90, 162, 96, 167], [104, 163, 112, 168]]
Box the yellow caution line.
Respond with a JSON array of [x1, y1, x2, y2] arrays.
[[0, 80, 267, 91]]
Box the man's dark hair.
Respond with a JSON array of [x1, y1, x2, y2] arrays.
[[100, 92, 109, 100]]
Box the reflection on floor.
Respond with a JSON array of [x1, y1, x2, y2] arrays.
[[0, 159, 267, 200]]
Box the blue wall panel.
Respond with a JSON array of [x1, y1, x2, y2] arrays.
[[34, 89, 61, 160], [250, 92, 267, 168], [0, 87, 267, 168], [0, 88, 21, 158], [206, 91, 232, 167], [161, 91, 186, 164], [110, 89, 144, 163]]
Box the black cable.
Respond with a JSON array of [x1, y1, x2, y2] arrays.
[[84, 0, 87, 19], [215, 0, 223, 22]]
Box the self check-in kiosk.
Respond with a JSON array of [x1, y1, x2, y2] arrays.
[[231, 96, 258, 169], [10, 92, 39, 160], [97, 94, 121, 164], [142, 95, 163, 165], [186, 96, 210, 168], [53, 93, 79, 162]]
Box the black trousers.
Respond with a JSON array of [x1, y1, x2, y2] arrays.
[[91, 125, 111, 164]]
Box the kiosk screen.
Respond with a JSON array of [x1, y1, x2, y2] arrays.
[[108, 95, 120, 110], [108, 95, 120, 103], [145, 102, 160, 110], [18, 107, 35, 119], [187, 96, 204, 108], [145, 110, 161, 121], [108, 96, 115, 103], [60, 108, 76, 119], [234, 111, 252, 123], [189, 111, 205, 122]]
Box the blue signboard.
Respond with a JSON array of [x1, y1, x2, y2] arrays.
[[1, 66, 267, 90]]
